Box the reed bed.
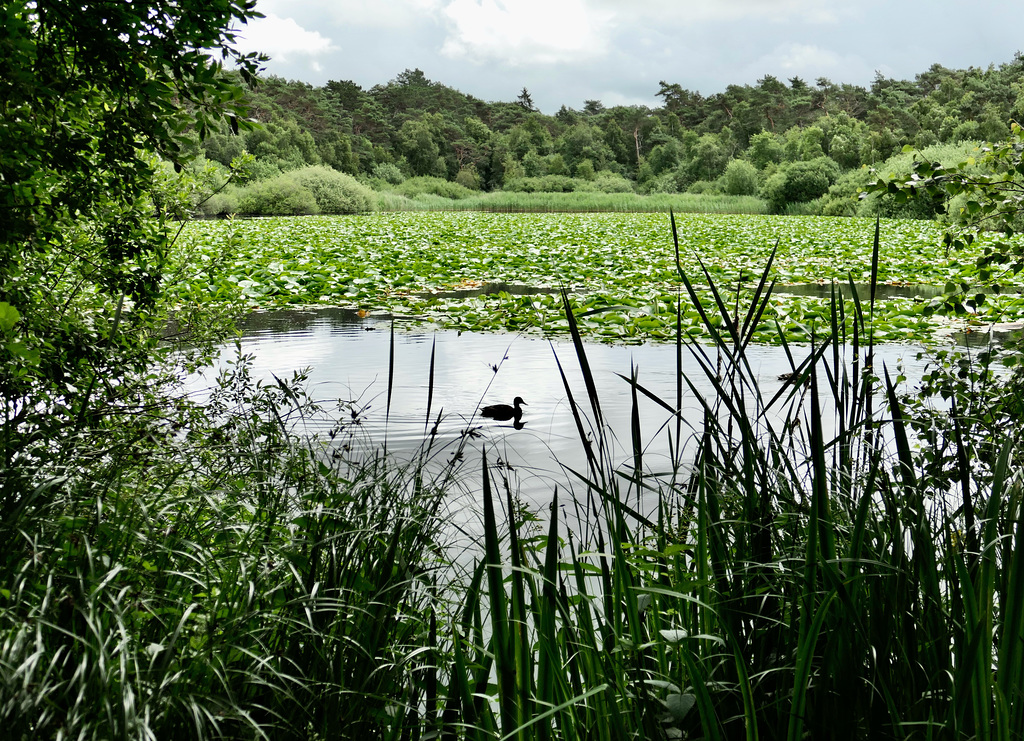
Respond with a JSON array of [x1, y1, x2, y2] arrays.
[[0, 360, 470, 740], [419, 218, 1024, 740], [2, 220, 1023, 739], [375, 190, 768, 215]]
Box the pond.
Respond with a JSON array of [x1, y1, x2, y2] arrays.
[[190, 307, 954, 541]]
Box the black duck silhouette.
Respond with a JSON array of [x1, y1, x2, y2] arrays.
[[481, 396, 527, 421]]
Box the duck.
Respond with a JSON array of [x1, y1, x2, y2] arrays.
[[481, 396, 527, 421]]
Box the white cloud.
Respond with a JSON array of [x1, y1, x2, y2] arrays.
[[255, 0, 444, 29], [743, 43, 871, 84], [598, 89, 660, 109], [236, 13, 337, 62], [590, 0, 852, 24], [440, 0, 614, 66]]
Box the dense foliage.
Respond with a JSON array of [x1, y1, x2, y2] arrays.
[[4, 3, 1024, 738], [870, 124, 1024, 316], [185, 56, 1024, 214], [0, 0, 262, 468]]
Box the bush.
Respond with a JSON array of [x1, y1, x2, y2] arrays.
[[816, 141, 986, 219], [503, 175, 578, 193], [235, 175, 320, 215], [760, 156, 840, 213], [197, 188, 241, 217], [455, 167, 482, 190], [720, 159, 760, 196], [686, 179, 721, 195], [372, 162, 405, 185], [394, 176, 474, 200], [575, 171, 635, 193], [574, 158, 596, 180], [639, 173, 680, 195], [232, 156, 281, 184], [289, 166, 376, 213]]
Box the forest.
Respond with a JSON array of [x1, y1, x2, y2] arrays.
[[181, 56, 1024, 216]]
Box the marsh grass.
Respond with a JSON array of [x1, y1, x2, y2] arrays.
[[432, 217, 1024, 740], [3, 218, 1023, 739], [375, 190, 768, 215], [0, 350, 471, 740]]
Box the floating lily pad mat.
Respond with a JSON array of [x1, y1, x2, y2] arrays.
[[176, 212, 1024, 344]]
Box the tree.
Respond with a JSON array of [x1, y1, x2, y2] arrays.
[[747, 130, 784, 170], [1, 0, 262, 478], [685, 133, 730, 182], [398, 116, 444, 176], [754, 75, 791, 131], [871, 124, 1024, 302], [721, 159, 760, 196], [760, 157, 840, 212], [656, 82, 706, 127], [556, 123, 610, 173], [517, 87, 537, 112]]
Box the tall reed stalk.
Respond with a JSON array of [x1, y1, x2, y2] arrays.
[[430, 216, 1024, 740], [3, 219, 1022, 740]]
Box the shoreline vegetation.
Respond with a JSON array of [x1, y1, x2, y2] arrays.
[[177, 57, 1024, 222], [6, 233, 1024, 739], [174, 140, 1002, 221], [195, 188, 770, 216], [5, 3, 1024, 737]]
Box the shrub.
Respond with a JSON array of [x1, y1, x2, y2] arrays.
[[583, 171, 635, 193], [232, 156, 282, 184], [687, 179, 721, 195], [197, 188, 241, 217], [372, 162, 405, 185], [720, 159, 760, 196], [574, 158, 596, 180], [820, 141, 986, 219], [760, 156, 840, 213], [289, 165, 376, 213], [235, 175, 320, 216], [455, 167, 482, 190], [545, 153, 569, 176], [503, 175, 578, 193], [639, 173, 680, 195], [394, 176, 474, 200]]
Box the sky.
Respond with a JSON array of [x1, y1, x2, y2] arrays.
[[235, 1, 1023, 113]]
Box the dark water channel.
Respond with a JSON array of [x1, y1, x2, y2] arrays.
[[774, 283, 945, 301], [189, 307, 950, 542]]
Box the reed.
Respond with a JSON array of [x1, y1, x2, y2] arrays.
[[0, 351, 469, 739], [430, 217, 1024, 740], [375, 190, 768, 215], [2, 218, 1022, 739]]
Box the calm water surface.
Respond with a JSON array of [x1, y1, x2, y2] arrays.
[[190, 308, 942, 539]]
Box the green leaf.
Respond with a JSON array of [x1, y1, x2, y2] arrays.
[[0, 302, 21, 335]]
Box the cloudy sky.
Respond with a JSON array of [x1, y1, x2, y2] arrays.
[[235, 1, 1022, 113]]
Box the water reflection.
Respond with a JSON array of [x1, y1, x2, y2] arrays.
[[774, 283, 944, 301], [190, 308, 944, 536]]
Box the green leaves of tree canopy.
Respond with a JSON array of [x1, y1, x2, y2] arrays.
[[1, 0, 262, 468], [868, 124, 1024, 309], [760, 157, 841, 213]]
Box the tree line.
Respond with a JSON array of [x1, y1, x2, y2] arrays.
[[190, 56, 1024, 212]]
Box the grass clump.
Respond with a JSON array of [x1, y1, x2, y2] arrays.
[[0, 353, 462, 739]]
